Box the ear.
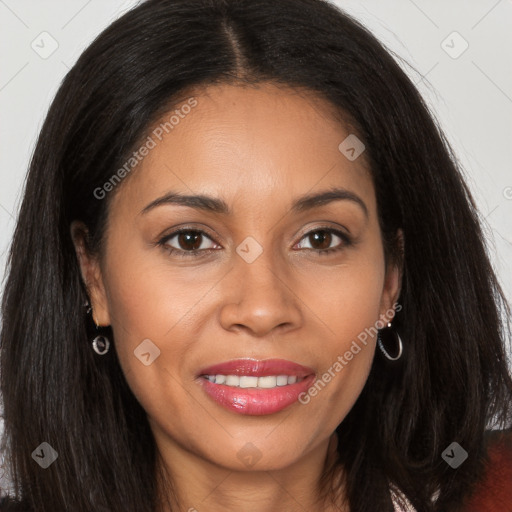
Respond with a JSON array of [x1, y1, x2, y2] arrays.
[[379, 229, 404, 322], [70, 221, 111, 326]]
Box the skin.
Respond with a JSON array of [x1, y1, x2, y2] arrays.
[[72, 82, 402, 512]]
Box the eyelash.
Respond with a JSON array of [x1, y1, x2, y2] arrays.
[[157, 226, 352, 258]]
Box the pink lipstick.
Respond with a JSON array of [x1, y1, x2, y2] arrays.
[[197, 358, 316, 415]]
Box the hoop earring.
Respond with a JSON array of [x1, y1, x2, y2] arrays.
[[377, 322, 403, 361], [85, 300, 111, 355], [92, 335, 110, 355]]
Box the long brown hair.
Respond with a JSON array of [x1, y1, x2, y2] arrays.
[[1, 1, 511, 510]]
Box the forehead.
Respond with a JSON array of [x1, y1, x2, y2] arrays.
[[110, 82, 375, 218]]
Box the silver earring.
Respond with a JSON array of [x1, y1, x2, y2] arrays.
[[84, 300, 92, 315], [377, 322, 403, 361], [92, 335, 110, 355], [85, 300, 111, 355]]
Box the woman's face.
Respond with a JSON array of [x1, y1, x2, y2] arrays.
[[78, 83, 401, 473]]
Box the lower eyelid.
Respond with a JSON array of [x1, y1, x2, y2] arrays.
[[160, 227, 350, 256], [295, 228, 351, 250], [163, 230, 218, 251]]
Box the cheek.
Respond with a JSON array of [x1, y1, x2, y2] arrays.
[[305, 242, 385, 350], [100, 245, 209, 409], [297, 247, 385, 420], [103, 225, 224, 343]]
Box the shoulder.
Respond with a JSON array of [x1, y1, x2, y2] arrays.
[[463, 430, 512, 512]]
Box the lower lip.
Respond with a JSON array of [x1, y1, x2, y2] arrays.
[[198, 375, 316, 415]]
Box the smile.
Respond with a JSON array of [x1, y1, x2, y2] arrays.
[[202, 374, 306, 388], [197, 358, 316, 415]]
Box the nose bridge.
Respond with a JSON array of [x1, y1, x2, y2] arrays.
[[238, 240, 281, 291], [236, 235, 287, 302], [219, 235, 302, 335]]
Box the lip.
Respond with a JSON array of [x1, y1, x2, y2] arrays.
[[198, 358, 315, 378], [197, 358, 316, 416]]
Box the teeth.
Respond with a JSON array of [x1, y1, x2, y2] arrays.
[[276, 375, 288, 386], [225, 375, 239, 386], [258, 376, 278, 388], [204, 374, 304, 389], [239, 376, 259, 388]]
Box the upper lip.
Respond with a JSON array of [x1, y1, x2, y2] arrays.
[[198, 358, 315, 378]]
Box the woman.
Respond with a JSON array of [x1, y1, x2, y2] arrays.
[[1, 0, 511, 510]]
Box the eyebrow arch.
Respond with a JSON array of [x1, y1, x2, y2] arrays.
[[140, 187, 368, 218], [291, 187, 368, 217]]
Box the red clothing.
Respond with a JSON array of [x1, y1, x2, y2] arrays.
[[463, 431, 512, 511]]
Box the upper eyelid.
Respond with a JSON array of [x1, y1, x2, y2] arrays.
[[295, 224, 350, 241], [161, 225, 349, 248], [161, 227, 219, 246]]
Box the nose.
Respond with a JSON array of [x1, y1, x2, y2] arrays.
[[218, 247, 303, 337]]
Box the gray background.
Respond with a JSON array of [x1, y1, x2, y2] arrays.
[[1, 0, 511, 491]]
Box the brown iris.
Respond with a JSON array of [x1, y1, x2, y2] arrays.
[[308, 230, 332, 250], [177, 231, 203, 251]]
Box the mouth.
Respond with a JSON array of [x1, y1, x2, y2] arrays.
[[202, 374, 307, 388], [197, 358, 316, 416]]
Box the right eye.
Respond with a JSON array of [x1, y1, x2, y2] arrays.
[[158, 228, 220, 257]]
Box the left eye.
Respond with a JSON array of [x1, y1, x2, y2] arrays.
[[295, 228, 349, 253]]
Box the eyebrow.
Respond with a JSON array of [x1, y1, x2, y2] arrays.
[[140, 187, 368, 218]]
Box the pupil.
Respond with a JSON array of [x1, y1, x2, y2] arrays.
[[176, 231, 332, 252], [179, 232, 201, 250], [311, 231, 331, 250]]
